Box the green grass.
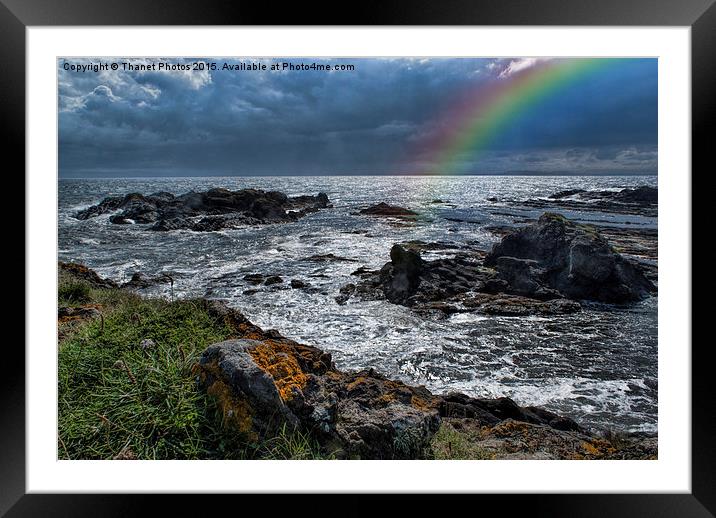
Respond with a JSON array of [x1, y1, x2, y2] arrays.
[[428, 421, 495, 460], [58, 281, 91, 305], [250, 423, 333, 460], [58, 274, 329, 460]]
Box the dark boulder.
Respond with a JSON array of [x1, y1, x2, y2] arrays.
[[548, 189, 586, 199], [613, 185, 657, 204], [264, 275, 284, 286], [358, 202, 418, 218], [485, 213, 655, 303], [122, 272, 174, 290], [379, 245, 424, 304], [290, 279, 309, 289], [302, 253, 358, 263], [243, 273, 265, 285]]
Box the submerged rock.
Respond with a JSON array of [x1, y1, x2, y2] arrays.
[[264, 275, 284, 286], [358, 202, 418, 218], [290, 279, 309, 289], [122, 272, 174, 290], [75, 188, 331, 231], [301, 253, 358, 263]]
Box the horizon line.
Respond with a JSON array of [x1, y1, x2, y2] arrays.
[[59, 172, 659, 180]]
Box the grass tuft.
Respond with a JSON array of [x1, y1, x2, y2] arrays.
[[428, 421, 495, 460], [58, 281, 92, 305]]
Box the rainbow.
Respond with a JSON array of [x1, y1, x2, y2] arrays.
[[417, 58, 621, 175]]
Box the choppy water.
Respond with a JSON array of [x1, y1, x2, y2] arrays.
[[59, 175, 658, 432]]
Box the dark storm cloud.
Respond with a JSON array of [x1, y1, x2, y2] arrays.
[[58, 58, 657, 177]]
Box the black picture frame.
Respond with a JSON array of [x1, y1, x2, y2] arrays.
[[5, 0, 712, 514]]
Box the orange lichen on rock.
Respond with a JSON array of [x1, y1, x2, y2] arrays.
[[235, 327, 266, 341], [346, 376, 369, 391], [410, 395, 436, 411], [376, 393, 397, 406], [488, 419, 532, 438], [247, 340, 307, 402], [57, 304, 103, 324], [581, 439, 616, 458], [194, 360, 256, 439]]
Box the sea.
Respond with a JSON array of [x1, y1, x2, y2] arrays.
[[58, 175, 658, 433]]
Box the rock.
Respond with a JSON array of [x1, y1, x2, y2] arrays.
[[301, 254, 358, 263], [75, 189, 331, 231], [243, 274, 265, 285], [290, 279, 308, 289], [335, 283, 356, 304], [493, 257, 544, 297], [58, 305, 101, 322], [264, 275, 283, 286], [195, 340, 301, 439], [194, 337, 440, 459], [436, 417, 620, 460], [613, 186, 657, 204], [485, 213, 656, 303], [461, 293, 581, 316], [439, 392, 585, 433], [340, 243, 579, 315], [398, 240, 464, 253], [380, 245, 425, 304], [122, 272, 174, 290], [358, 202, 418, 218], [149, 218, 194, 232], [75, 196, 124, 220], [58, 262, 118, 289], [325, 369, 441, 459], [342, 215, 652, 310], [548, 188, 586, 199]]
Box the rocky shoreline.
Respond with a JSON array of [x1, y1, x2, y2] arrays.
[[58, 258, 657, 460], [60, 184, 658, 459]]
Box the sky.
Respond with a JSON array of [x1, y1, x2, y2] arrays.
[[58, 57, 657, 177]]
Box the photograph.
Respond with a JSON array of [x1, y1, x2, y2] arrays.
[[56, 56, 659, 461]]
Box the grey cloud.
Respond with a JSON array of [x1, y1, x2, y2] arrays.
[[58, 57, 657, 177]]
